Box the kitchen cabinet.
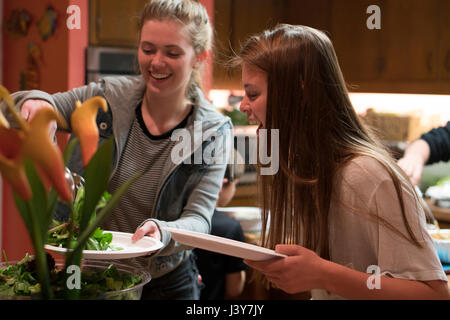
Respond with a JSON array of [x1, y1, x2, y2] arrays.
[[439, 0, 450, 81], [213, 0, 450, 94], [213, 0, 285, 89], [341, 0, 450, 94], [89, 0, 147, 47]]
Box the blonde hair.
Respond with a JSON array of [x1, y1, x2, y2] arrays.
[[138, 0, 212, 103]]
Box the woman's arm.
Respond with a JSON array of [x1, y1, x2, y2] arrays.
[[419, 121, 450, 165], [10, 81, 105, 128], [322, 257, 449, 300], [245, 244, 449, 300], [397, 139, 430, 185]]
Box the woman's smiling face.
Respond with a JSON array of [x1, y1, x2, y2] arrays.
[[240, 63, 268, 130], [138, 19, 198, 98]]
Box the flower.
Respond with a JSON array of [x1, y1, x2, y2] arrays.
[[0, 86, 71, 202], [22, 107, 72, 202], [71, 97, 108, 167], [0, 126, 31, 200]]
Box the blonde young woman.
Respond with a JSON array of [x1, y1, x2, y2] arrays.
[[11, 0, 232, 299], [234, 24, 448, 300]]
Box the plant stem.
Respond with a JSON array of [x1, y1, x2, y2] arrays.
[[47, 222, 70, 234], [26, 201, 53, 299], [2, 250, 8, 266]]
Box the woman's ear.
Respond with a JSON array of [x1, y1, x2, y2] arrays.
[[194, 50, 209, 69]]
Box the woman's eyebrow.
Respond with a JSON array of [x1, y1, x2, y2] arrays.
[[140, 41, 182, 50]]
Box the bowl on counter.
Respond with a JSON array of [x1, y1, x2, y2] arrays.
[[428, 229, 450, 264], [216, 206, 263, 233]]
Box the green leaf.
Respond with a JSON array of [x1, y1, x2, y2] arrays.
[[85, 237, 100, 251], [79, 138, 114, 234], [23, 159, 49, 243], [2, 250, 8, 266], [46, 189, 59, 234], [63, 137, 79, 166], [13, 193, 32, 234], [92, 227, 104, 239], [73, 185, 85, 223]]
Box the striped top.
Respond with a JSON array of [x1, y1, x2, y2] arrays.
[[103, 104, 193, 268]]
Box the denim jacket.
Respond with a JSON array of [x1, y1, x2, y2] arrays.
[[10, 76, 233, 278]]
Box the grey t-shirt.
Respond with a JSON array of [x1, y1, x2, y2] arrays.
[[311, 156, 447, 300]]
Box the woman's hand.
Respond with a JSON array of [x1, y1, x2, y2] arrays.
[[21, 99, 57, 138], [132, 220, 162, 243], [244, 244, 328, 294]]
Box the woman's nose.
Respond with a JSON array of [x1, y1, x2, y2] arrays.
[[151, 51, 165, 67], [239, 98, 248, 113]]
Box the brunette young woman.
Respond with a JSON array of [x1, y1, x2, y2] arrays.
[[234, 24, 448, 300], [12, 0, 232, 300]]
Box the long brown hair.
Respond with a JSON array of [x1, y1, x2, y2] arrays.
[[232, 24, 422, 260], [138, 0, 212, 103]]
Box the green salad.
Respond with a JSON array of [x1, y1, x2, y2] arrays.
[[47, 186, 122, 251], [0, 253, 142, 298]]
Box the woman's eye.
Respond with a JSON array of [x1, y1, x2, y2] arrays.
[[167, 51, 181, 58], [247, 93, 258, 101], [141, 48, 154, 55]]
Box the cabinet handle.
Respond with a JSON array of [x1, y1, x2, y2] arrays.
[[445, 51, 450, 73], [96, 16, 102, 34], [376, 57, 385, 74], [426, 52, 433, 73]]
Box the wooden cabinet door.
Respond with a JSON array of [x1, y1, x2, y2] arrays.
[[438, 0, 450, 81], [212, 0, 449, 94], [381, 0, 440, 81], [89, 0, 147, 47], [329, 0, 384, 83], [213, 0, 285, 89], [212, 0, 235, 89]]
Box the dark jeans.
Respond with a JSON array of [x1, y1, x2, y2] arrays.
[[140, 253, 202, 300]]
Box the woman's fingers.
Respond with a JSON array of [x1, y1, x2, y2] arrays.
[[275, 244, 304, 256], [132, 221, 161, 242], [131, 227, 147, 242]]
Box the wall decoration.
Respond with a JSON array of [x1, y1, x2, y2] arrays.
[[20, 43, 42, 90], [5, 9, 31, 39], [37, 6, 58, 40]]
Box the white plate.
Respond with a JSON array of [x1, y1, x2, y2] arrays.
[[45, 231, 163, 260], [163, 227, 286, 261]]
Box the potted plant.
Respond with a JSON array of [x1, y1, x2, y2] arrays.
[[0, 85, 147, 299]]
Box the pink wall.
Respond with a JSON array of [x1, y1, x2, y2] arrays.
[[1, 0, 88, 260]]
